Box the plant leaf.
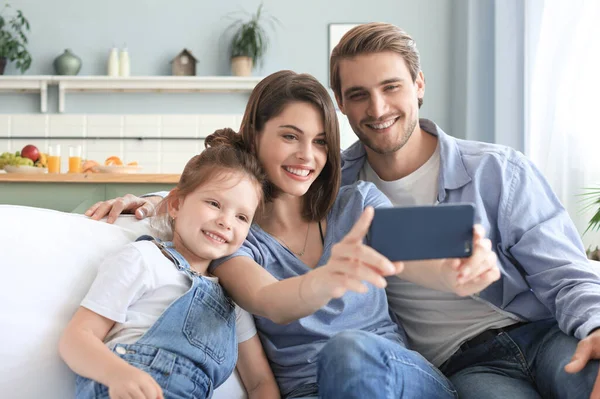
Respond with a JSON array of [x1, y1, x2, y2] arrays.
[[579, 187, 600, 233]]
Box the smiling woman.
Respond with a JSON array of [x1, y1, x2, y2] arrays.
[[239, 70, 341, 221]]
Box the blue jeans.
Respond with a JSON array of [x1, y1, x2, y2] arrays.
[[288, 330, 457, 398], [440, 319, 599, 398]]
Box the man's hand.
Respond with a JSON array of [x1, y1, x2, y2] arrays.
[[565, 329, 600, 399], [85, 194, 160, 224], [397, 224, 501, 297], [447, 224, 501, 296]]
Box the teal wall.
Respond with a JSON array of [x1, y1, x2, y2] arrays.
[[0, 0, 454, 129]]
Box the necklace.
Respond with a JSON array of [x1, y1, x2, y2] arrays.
[[270, 222, 311, 257]]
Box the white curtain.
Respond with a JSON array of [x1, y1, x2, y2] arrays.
[[526, 0, 600, 249]]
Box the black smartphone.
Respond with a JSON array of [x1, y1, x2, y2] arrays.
[[369, 204, 475, 261]]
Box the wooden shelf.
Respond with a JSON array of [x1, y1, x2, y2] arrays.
[[0, 75, 263, 113], [0, 172, 180, 183]]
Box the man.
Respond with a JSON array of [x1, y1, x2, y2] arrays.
[[331, 22, 600, 398]]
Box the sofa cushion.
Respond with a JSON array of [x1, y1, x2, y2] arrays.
[[0, 205, 246, 399]]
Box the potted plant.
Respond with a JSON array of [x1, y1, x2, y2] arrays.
[[0, 3, 32, 74], [224, 3, 279, 76], [581, 186, 600, 260]]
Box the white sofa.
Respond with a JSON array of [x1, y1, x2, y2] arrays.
[[2, 204, 600, 398], [0, 205, 247, 399]]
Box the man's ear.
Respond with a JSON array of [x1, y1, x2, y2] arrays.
[[416, 70, 425, 100], [335, 92, 346, 115]]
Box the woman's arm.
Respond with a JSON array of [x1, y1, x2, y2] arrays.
[[213, 207, 399, 324], [236, 335, 280, 399], [213, 257, 323, 324], [59, 307, 163, 398]]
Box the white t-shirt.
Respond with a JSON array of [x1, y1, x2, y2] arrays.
[[359, 142, 440, 206], [360, 143, 517, 366], [81, 241, 256, 348]]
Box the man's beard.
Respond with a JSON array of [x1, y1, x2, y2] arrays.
[[355, 117, 418, 155]]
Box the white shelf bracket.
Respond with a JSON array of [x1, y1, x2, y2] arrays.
[[58, 81, 66, 113], [40, 80, 48, 113]]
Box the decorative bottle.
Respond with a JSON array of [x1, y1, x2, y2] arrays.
[[107, 47, 119, 76], [119, 48, 130, 77]]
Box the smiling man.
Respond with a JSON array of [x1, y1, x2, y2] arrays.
[[332, 22, 600, 399]]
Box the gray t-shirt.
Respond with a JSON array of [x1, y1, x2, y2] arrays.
[[360, 146, 518, 366], [210, 181, 403, 397]]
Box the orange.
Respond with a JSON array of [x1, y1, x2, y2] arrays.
[[105, 156, 123, 166]]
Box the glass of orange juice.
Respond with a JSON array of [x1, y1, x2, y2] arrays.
[[68, 145, 82, 173], [47, 145, 61, 174]]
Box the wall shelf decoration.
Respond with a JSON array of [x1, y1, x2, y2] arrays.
[[0, 75, 263, 113]]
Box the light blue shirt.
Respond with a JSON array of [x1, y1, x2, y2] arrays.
[[341, 118, 600, 339], [210, 181, 402, 397]]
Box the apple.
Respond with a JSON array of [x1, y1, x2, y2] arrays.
[[21, 145, 40, 162]]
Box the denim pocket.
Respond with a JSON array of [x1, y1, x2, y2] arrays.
[[183, 286, 235, 364]]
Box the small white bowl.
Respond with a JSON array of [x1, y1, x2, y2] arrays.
[[4, 165, 48, 174], [95, 165, 142, 174]]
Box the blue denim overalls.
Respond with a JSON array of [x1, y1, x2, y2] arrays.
[[76, 238, 238, 398]]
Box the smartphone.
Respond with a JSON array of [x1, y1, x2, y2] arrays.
[[369, 203, 475, 261]]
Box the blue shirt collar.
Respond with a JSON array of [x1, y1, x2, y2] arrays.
[[341, 118, 472, 201]]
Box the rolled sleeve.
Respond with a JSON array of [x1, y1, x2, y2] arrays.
[[501, 155, 600, 338]]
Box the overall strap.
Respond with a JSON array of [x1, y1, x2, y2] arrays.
[[135, 235, 191, 272]]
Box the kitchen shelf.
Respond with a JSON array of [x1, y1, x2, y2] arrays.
[[0, 75, 263, 113], [0, 76, 49, 112]]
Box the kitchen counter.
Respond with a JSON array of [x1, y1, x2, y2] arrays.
[[0, 173, 180, 184], [0, 173, 178, 213]]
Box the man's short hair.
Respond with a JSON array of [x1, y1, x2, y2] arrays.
[[330, 22, 423, 108]]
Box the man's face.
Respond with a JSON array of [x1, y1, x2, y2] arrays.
[[336, 51, 425, 155]]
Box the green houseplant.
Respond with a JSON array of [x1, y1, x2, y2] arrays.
[[225, 3, 279, 76], [581, 186, 600, 260], [0, 3, 32, 74]]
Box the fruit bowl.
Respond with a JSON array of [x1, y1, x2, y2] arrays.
[[4, 165, 48, 174]]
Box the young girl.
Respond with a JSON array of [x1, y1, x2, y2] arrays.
[[59, 129, 280, 399]]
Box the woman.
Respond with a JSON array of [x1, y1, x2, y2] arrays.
[[86, 70, 498, 399]]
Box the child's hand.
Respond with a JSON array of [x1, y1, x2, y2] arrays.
[[107, 365, 164, 399], [440, 224, 501, 296], [302, 207, 402, 301]]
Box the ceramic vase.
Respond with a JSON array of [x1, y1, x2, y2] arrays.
[[53, 49, 82, 75]]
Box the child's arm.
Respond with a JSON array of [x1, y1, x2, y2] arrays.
[[236, 335, 280, 399], [59, 307, 163, 399]]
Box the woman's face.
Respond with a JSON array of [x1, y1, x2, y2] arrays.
[[256, 101, 328, 198]]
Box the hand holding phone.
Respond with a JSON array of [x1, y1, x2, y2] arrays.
[[369, 204, 475, 261], [369, 204, 501, 296]]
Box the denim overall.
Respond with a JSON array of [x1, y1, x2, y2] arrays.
[[76, 239, 238, 399]]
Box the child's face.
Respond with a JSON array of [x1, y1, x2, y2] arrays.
[[170, 172, 260, 266]]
